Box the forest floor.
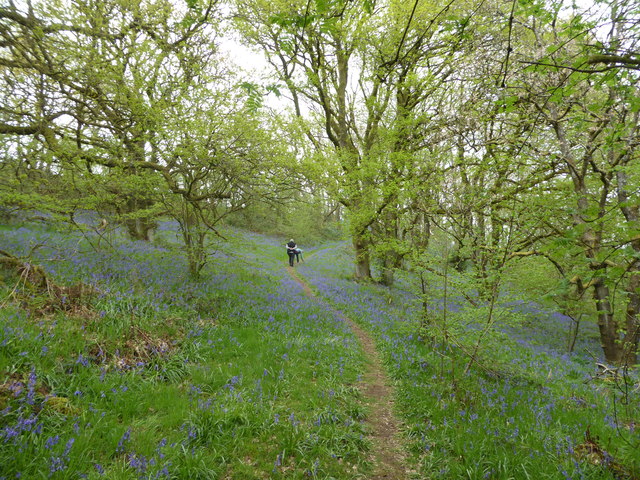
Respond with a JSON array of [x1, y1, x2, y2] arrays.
[[1, 222, 639, 479], [287, 265, 408, 479]]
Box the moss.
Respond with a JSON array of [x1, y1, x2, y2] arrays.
[[43, 396, 81, 416]]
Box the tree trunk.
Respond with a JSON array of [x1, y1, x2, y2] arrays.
[[124, 136, 157, 241], [380, 257, 394, 286], [550, 110, 630, 364], [185, 240, 206, 278], [182, 228, 207, 278], [179, 203, 206, 278], [125, 217, 155, 242], [622, 271, 640, 365], [379, 207, 404, 286], [380, 250, 402, 286], [567, 314, 581, 354], [592, 280, 624, 364], [353, 234, 371, 280], [617, 170, 640, 365]]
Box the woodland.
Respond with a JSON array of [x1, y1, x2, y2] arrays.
[[0, 0, 639, 478]]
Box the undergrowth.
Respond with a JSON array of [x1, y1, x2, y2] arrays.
[[1, 220, 638, 479], [0, 221, 367, 479], [297, 243, 640, 480]]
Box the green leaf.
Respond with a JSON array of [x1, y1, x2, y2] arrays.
[[180, 15, 196, 28], [266, 84, 282, 97], [238, 82, 263, 111], [320, 17, 338, 35], [316, 0, 330, 14], [269, 12, 315, 28], [239, 81, 259, 94], [294, 14, 315, 28], [268, 13, 288, 27]]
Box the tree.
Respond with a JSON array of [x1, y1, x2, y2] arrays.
[[0, 0, 294, 276], [1, 0, 227, 238], [508, 0, 640, 364], [232, 0, 474, 282]]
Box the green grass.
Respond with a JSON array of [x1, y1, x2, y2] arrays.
[[0, 221, 369, 479], [295, 241, 640, 480], [1, 220, 638, 480]]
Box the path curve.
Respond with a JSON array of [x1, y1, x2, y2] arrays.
[[286, 266, 408, 480]]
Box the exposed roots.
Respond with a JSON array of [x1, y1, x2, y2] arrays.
[[575, 427, 637, 480], [88, 325, 175, 371], [0, 250, 48, 289], [0, 250, 98, 316]]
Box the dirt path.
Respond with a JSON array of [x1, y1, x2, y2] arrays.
[[286, 266, 409, 479]]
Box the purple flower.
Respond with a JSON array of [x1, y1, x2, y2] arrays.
[[64, 438, 75, 455], [76, 354, 90, 367], [116, 428, 130, 453], [273, 453, 283, 473], [44, 435, 60, 450], [26, 369, 37, 406]]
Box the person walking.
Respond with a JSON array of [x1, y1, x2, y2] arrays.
[[286, 239, 297, 267]]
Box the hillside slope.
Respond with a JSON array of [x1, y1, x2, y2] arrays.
[[0, 222, 638, 479]]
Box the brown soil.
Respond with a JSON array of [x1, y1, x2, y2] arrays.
[[286, 266, 409, 479]]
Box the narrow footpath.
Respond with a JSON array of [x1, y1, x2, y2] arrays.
[[286, 266, 409, 480]]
